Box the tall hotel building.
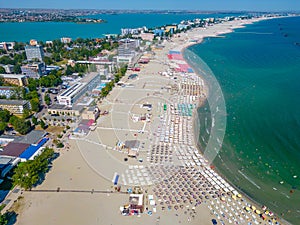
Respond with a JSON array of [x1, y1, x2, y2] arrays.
[[25, 45, 44, 62]]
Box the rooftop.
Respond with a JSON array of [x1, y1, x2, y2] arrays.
[[129, 194, 143, 206], [0, 86, 14, 90], [0, 99, 28, 105], [0, 142, 30, 157], [48, 103, 85, 112], [19, 138, 48, 160], [124, 140, 140, 149], [0, 156, 15, 169], [0, 74, 26, 79], [59, 82, 86, 98], [17, 130, 47, 145], [80, 72, 100, 83], [0, 130, 47, 145]]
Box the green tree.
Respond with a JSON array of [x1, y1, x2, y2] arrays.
[[27, 78, 39, 92], [0, 56, 14, 65], [13, 42, 25, 51], [30, 98, 40, 112], [9, 116, 32, 135], [43, 56, 53, 65], [0, 49, 7, 55], [32, 116, 38, 125], [12, 162, 39, 190], [22, 109, 31, 119], [12, 147, 54, 190], [0, 213, 8, 225], [25, 90, 39, 100], [0, 66, 6, 74], [52, 52, 61, 62], [40, 119, 47, 129], [13, 64, 22, 74], [44, 94, 51, 105], [0, 109, 11, 122], [0, 76, 4, 86], [56, 141, 64, 148], [11, 87, 24, 100], [0, 122, 7, 135]]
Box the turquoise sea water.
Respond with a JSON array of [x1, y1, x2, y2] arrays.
[[187, 16, 300, 224], [0, 13, 240, 42]]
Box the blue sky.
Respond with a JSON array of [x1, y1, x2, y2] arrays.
[[1, 0, 300, 11]]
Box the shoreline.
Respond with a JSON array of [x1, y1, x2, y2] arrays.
[[179, 16, 292, 224]]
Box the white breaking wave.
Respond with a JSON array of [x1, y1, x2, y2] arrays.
[[238, 170, 261, 189]]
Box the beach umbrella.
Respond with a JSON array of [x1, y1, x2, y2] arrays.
[[245, 207, 251, 212], [262, 205, 267, 211], [255, 210, 261, 214], [237, 194, 242, 198], [251, 206, 256, 211]]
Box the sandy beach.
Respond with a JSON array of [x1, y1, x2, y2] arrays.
[[11, 16, 284, 225]]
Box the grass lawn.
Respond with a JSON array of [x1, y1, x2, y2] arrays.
[[54, 59, 68, 66], [45, 126, 64, 135]]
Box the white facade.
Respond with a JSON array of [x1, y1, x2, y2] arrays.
[[57, 83, 86, 107], [57, 73, 100, 107]]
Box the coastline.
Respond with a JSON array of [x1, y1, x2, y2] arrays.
[[8, 16, 292, 225], [179, 16, 292, 225]]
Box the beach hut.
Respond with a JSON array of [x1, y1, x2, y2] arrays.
[[129, 194, 144, 213]]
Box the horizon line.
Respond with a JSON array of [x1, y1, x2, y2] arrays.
[[0, 8, 299, 13]]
